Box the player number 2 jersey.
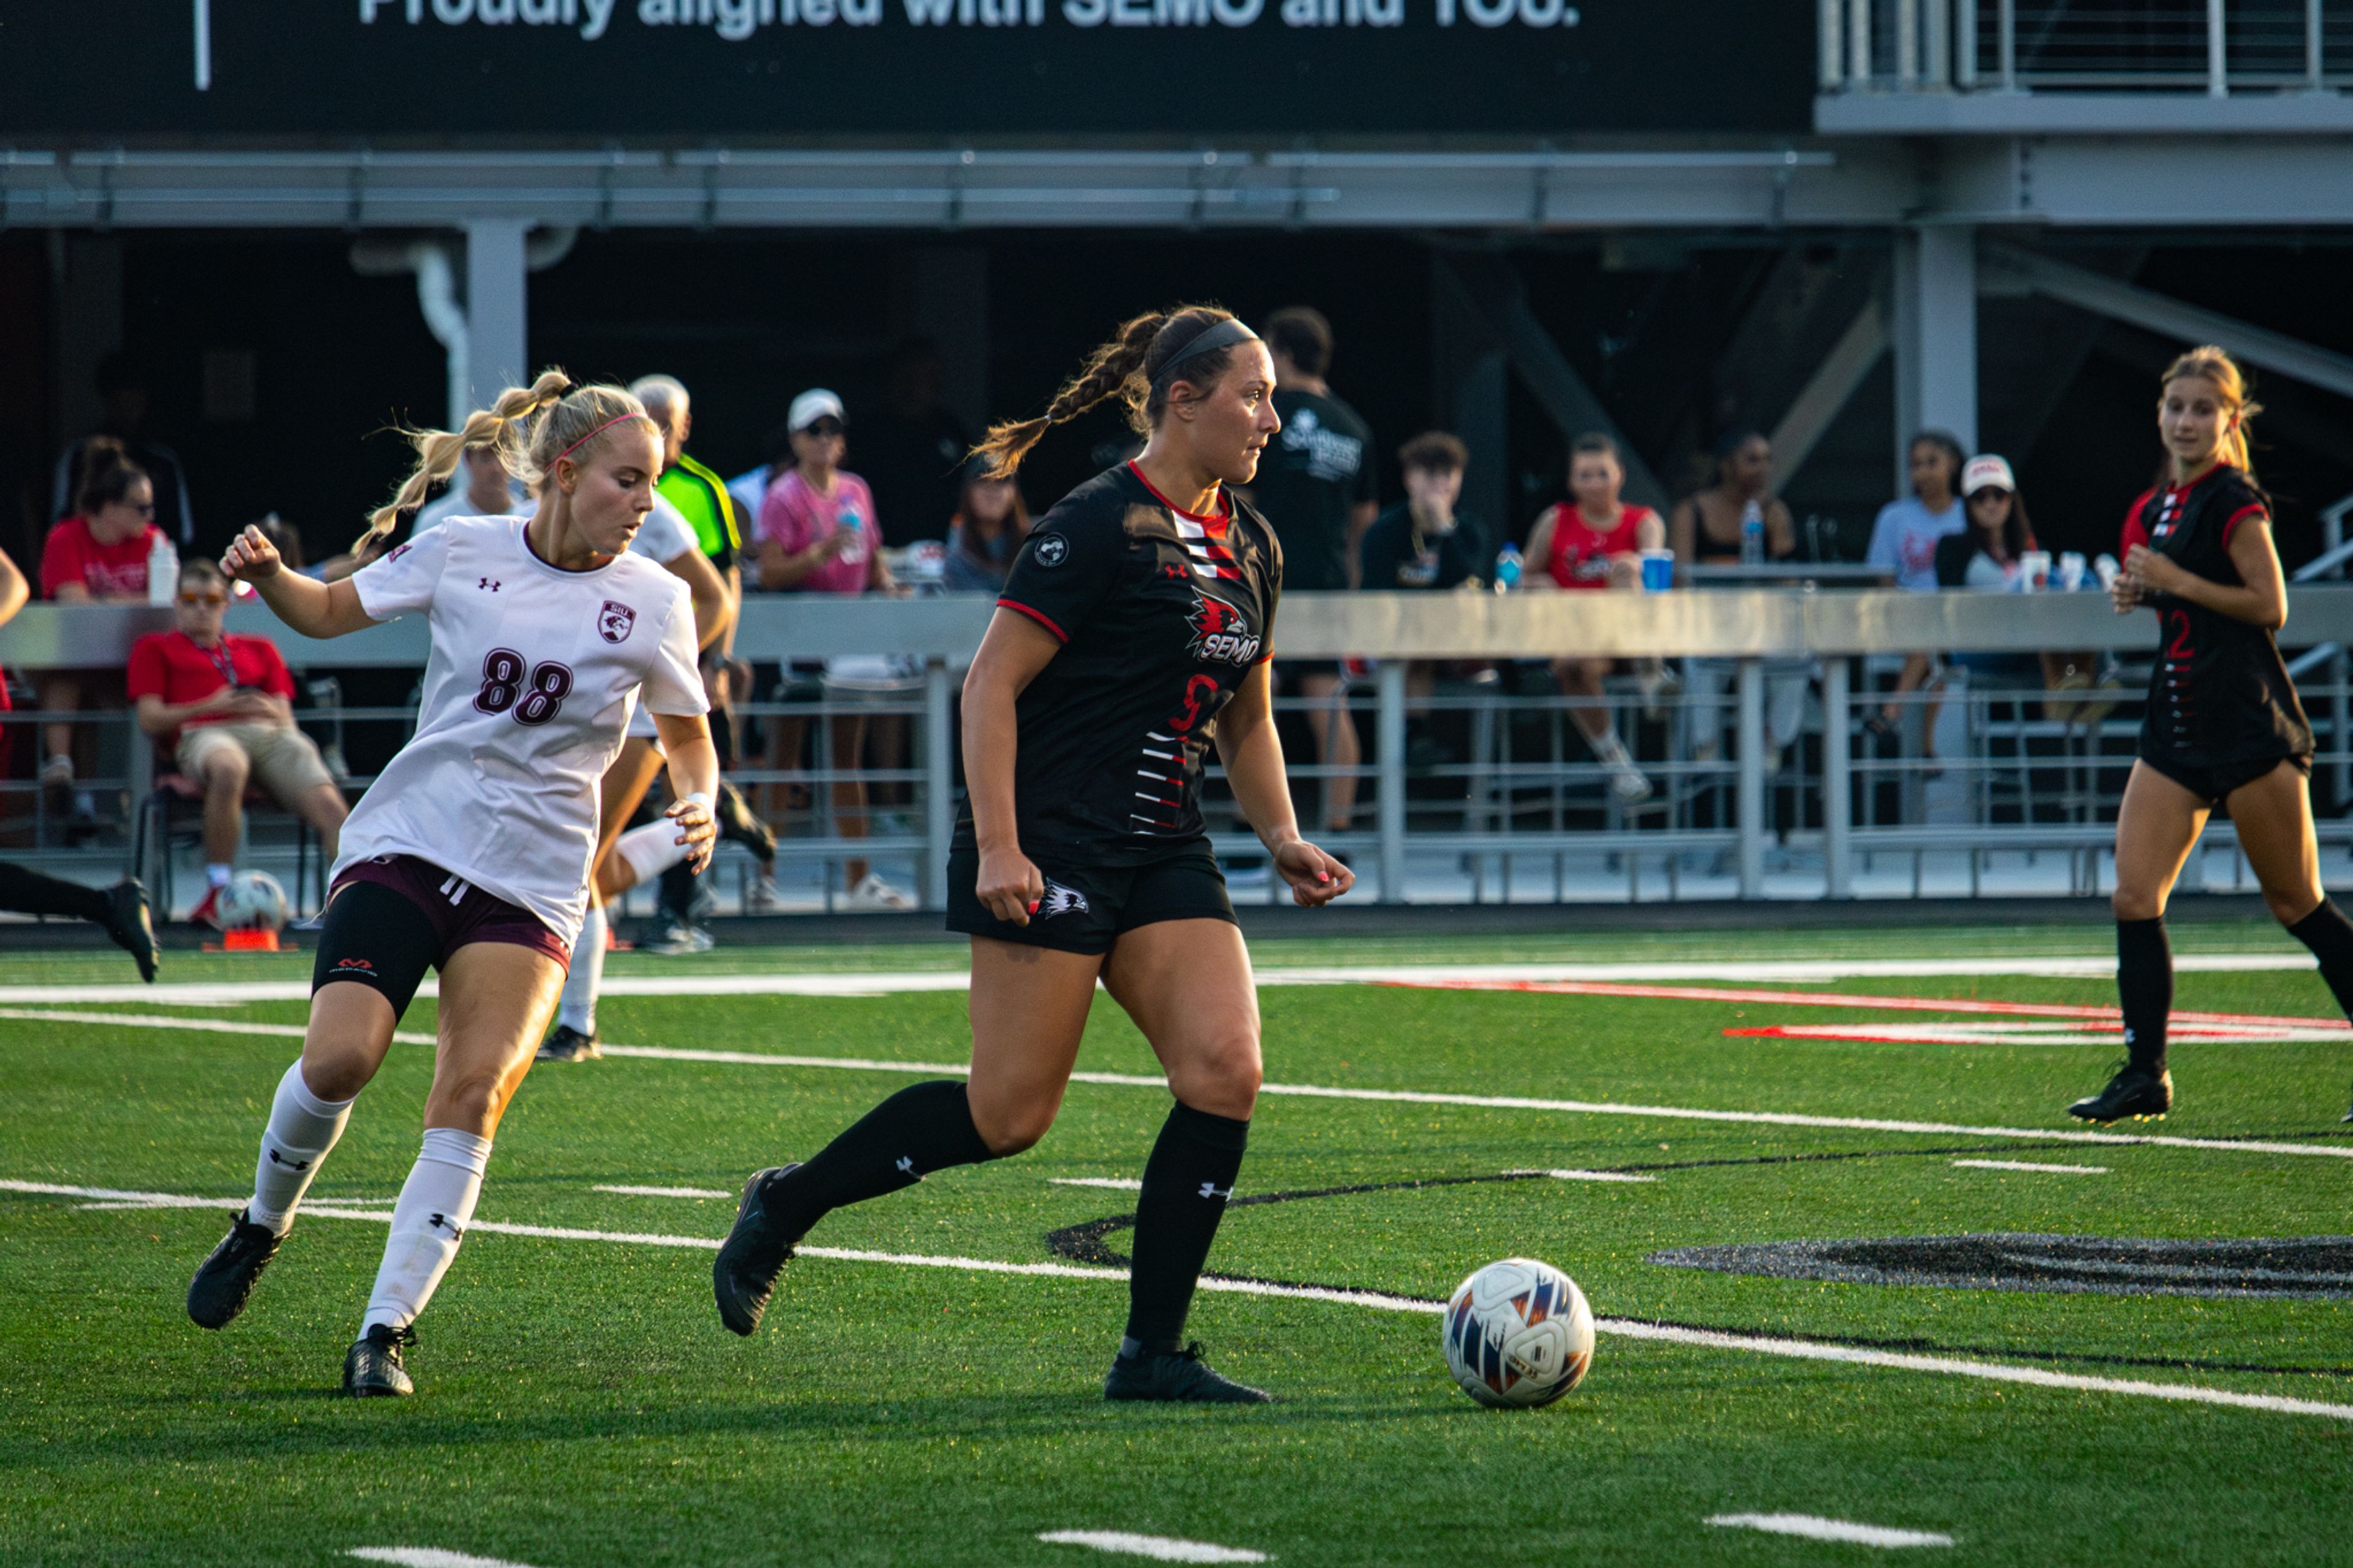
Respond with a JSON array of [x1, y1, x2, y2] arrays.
[[335, 514, 707, 946], [965, 462, 1281, 863], [2121, 464, 2311, 768]]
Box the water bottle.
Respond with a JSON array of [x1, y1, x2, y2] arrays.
[[145, 532, 178, 606], [1493, 543, 1523, 593], [1738, 499, 1765, 567]]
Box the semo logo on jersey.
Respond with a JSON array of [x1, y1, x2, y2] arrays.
[[1186, 590, 1260, 666]]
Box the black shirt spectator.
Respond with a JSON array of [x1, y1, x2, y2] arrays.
[[1360, 501, 1485, 593], [1248, 308, 1378, 593], [857, 337, 973, 549]]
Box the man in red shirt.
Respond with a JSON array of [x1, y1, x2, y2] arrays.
[[127, 559, 348, 926]]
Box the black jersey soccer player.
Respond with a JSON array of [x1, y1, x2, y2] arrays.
[[2068, 346, 2353, 1125], [714, 306, 1354, 1401], [184, 374, 719, 1396]]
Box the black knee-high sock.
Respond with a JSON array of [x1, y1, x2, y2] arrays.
[[2287, 900, 2353, 1021], [0, 861, 109, 924], [771, 1080, 996, 1237], [2117, 916, 2173, 1072], [1122, 1101, 1249, 1356]]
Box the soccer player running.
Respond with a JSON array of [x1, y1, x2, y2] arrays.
[[714, 306, 1354, 1402], [185, 374, 717, 1396], [2069, 346, 2353, 1124]]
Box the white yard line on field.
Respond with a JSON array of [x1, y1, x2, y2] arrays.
[[349, 1549, 549, 1568], [13, 1007, 2353, 1164], [1050, 1178, 1146, 1190], [0, 950, 2318, 1010], [1706, 1514, 1953, 1548], [1952, 1159, 2110, 1175], [1038, 1530, 1268, 1563], [593, 1184, 733, 1199], [14, 1178, 2353, 1423], [1511, 1167, 1659, 1183]]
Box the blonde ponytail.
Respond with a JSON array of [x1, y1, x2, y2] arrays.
[[358, 368, 575, 553], [2161, 345, 2264, 480], [972, 304, 1241, 480]]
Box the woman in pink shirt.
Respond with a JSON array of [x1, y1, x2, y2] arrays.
[[757, 389, 911, 911], [38, 445, 167, 831]]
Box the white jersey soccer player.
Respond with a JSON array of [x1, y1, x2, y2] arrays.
[[336, 511, 705, 947], [186, 373, 720, 1399]]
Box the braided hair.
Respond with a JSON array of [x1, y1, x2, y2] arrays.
[[971, 305, 1243, 480]]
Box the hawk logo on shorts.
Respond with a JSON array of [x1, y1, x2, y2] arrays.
[[597, 601, 636, 644], [1033, 534, 1069, 568], [1037, 879, 1090, 919], [1186, 591, 1260, 666]]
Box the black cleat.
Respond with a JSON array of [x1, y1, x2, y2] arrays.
[[103, 879, 159, 983], [187, 1207, 284, 1329], [2068, 1061, 2174, 1123], [342, 1324, 417, 1396], [536, 1025, 600, 1062], [1104, 1341, 1273, 1404], [713, 1164, 802, 1336], [712, 780, 777, 865]]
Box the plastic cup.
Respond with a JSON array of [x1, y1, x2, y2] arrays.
[[1639, 549, 1675, 593], [2056, 551, 2086, 591], [2019, 550, 2052, 592]]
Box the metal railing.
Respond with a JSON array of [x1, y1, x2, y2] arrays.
[[1822, 0, 2353, 94], [10, 586, 2353, 912]]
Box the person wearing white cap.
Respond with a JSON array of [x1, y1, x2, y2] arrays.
[[754, 388, 915, 912]]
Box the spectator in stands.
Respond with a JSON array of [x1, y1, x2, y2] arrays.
[[1933, 452, 2048, 691], [757, 388, 913, 912], [1249, 306, 1377, 836], [0, 540, 157, 976], [54, 352, 196, 550], [1866, 430, 1968, 749], [412, 441, 528, 534], [128, 558, 348, 927], [37, 443, 167, 833], [1525, 433, 1660, 803], [858, 337, 973, 548], [727, 422, 795, 577], [1673, 430, 1809, 771], [1360, 432, 1484, 594], [941, 460, 1031, 594], [632, 375, 746, 768]]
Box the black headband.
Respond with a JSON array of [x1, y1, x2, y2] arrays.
[[1150, 318, 1261, 387]]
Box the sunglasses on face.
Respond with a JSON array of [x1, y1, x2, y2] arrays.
[[800, 421, 845, 439], [177, 591, 227, 607], [1969, 488, 2012, 505]]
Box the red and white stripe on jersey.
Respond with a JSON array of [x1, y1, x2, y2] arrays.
[[1127, 461, 1241, 581], [1131, 728, 1186, 831]]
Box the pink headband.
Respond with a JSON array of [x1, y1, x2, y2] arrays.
[[553, 411, 646, 466]]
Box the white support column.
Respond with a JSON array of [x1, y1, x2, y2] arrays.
[[1377, 659, 1408, 904], [463, 219, 530, 410], [1737, 658, 1766, 899], [1891, 224, 1978, 492], [1823, 657, 1853, 898], [921, 657, 955, 912]]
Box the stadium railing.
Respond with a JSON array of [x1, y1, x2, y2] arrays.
[[8, 585, 2353, 912]]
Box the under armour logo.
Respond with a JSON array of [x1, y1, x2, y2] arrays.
[[896, 1156, 917, 1177], [428, 1211, 463, 1238], [478, 577, 502, 591], [1197, 1182, 1233, 1201], [266, 1149, 310, 1170]]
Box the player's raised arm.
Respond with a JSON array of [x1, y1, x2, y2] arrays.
[[221, 524, 374, 640]]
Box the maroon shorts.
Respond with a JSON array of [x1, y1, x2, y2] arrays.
[[330, 855, 570, 971]]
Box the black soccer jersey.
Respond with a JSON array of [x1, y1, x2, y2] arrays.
[[958, 461, 1282, 863], [2121, 464, 2312, 768]]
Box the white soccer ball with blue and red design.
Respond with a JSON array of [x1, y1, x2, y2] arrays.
[[1441, 1257, 1594, 1407], [216, 870, 289, 933]]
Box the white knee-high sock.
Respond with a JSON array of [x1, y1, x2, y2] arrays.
[[250, 1060, 354, 1237], [615, 819, 692, 887], [556, 901, 605, 1036], [362, 1127, 493, 1335]]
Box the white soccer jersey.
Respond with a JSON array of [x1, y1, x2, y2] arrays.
[[333, 513, 707, 947], [625, 495, 703, 743]]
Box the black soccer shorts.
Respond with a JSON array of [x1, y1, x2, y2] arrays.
[[2137, 747, 2309, 808], [944, 841, 1235, 956]]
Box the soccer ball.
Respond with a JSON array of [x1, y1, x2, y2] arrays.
[[1441, 1257, 1594, 1408], [216, 871, 290, 932]]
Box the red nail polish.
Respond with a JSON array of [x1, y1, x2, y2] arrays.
[[1027, 900, 1040, 915]]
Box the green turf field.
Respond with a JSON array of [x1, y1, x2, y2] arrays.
[[4, 921, 2349, 1567]]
